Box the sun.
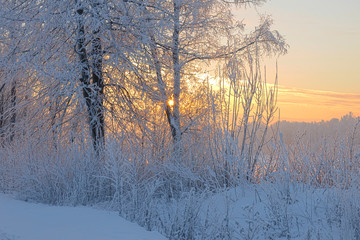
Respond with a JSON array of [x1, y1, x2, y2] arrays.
[[167, 99, 174, 107]]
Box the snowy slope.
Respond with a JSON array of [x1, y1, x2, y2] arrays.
[[0, 194, 166, 240]]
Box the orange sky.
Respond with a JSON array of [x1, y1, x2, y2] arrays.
[[232, 0, 360, 122], [277, 86, 360, 122]]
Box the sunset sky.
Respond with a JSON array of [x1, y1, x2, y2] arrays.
[[235, 0, 360, 122]]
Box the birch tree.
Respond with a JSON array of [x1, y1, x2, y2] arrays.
[[137, 0, 286, 157]]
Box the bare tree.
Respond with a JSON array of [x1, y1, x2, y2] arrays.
[[0, 0, 285, 167], [0, 0, 141, 153], [75, 0, 105, 153], [136, 0, 285, 159]]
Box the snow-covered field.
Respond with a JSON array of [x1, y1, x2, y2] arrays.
[[0, 194, 166, 240], [1, 183, 360, 240]]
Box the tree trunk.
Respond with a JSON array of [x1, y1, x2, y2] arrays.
[[9, 81, 16, 142], [90, 1, 105, 153], [0, 87, 4, 141], [171, 0, 182, 156], [145, 1, 182, 157], [75, 2, 104, 154]]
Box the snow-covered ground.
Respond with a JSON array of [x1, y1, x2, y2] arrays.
[[200, 183, 360, 239], [1, 183, 359, 240], [0, 194, 166, 240]]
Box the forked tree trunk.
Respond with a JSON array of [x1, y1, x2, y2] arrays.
[[76, 2, 105, 154], [143, 2, 181, 156]]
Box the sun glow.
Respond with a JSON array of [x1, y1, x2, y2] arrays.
[[167, 99, 174, 107]]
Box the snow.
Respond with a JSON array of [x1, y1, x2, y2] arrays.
[[200, 183, 360, 239], [0, 194, 166, 240]]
